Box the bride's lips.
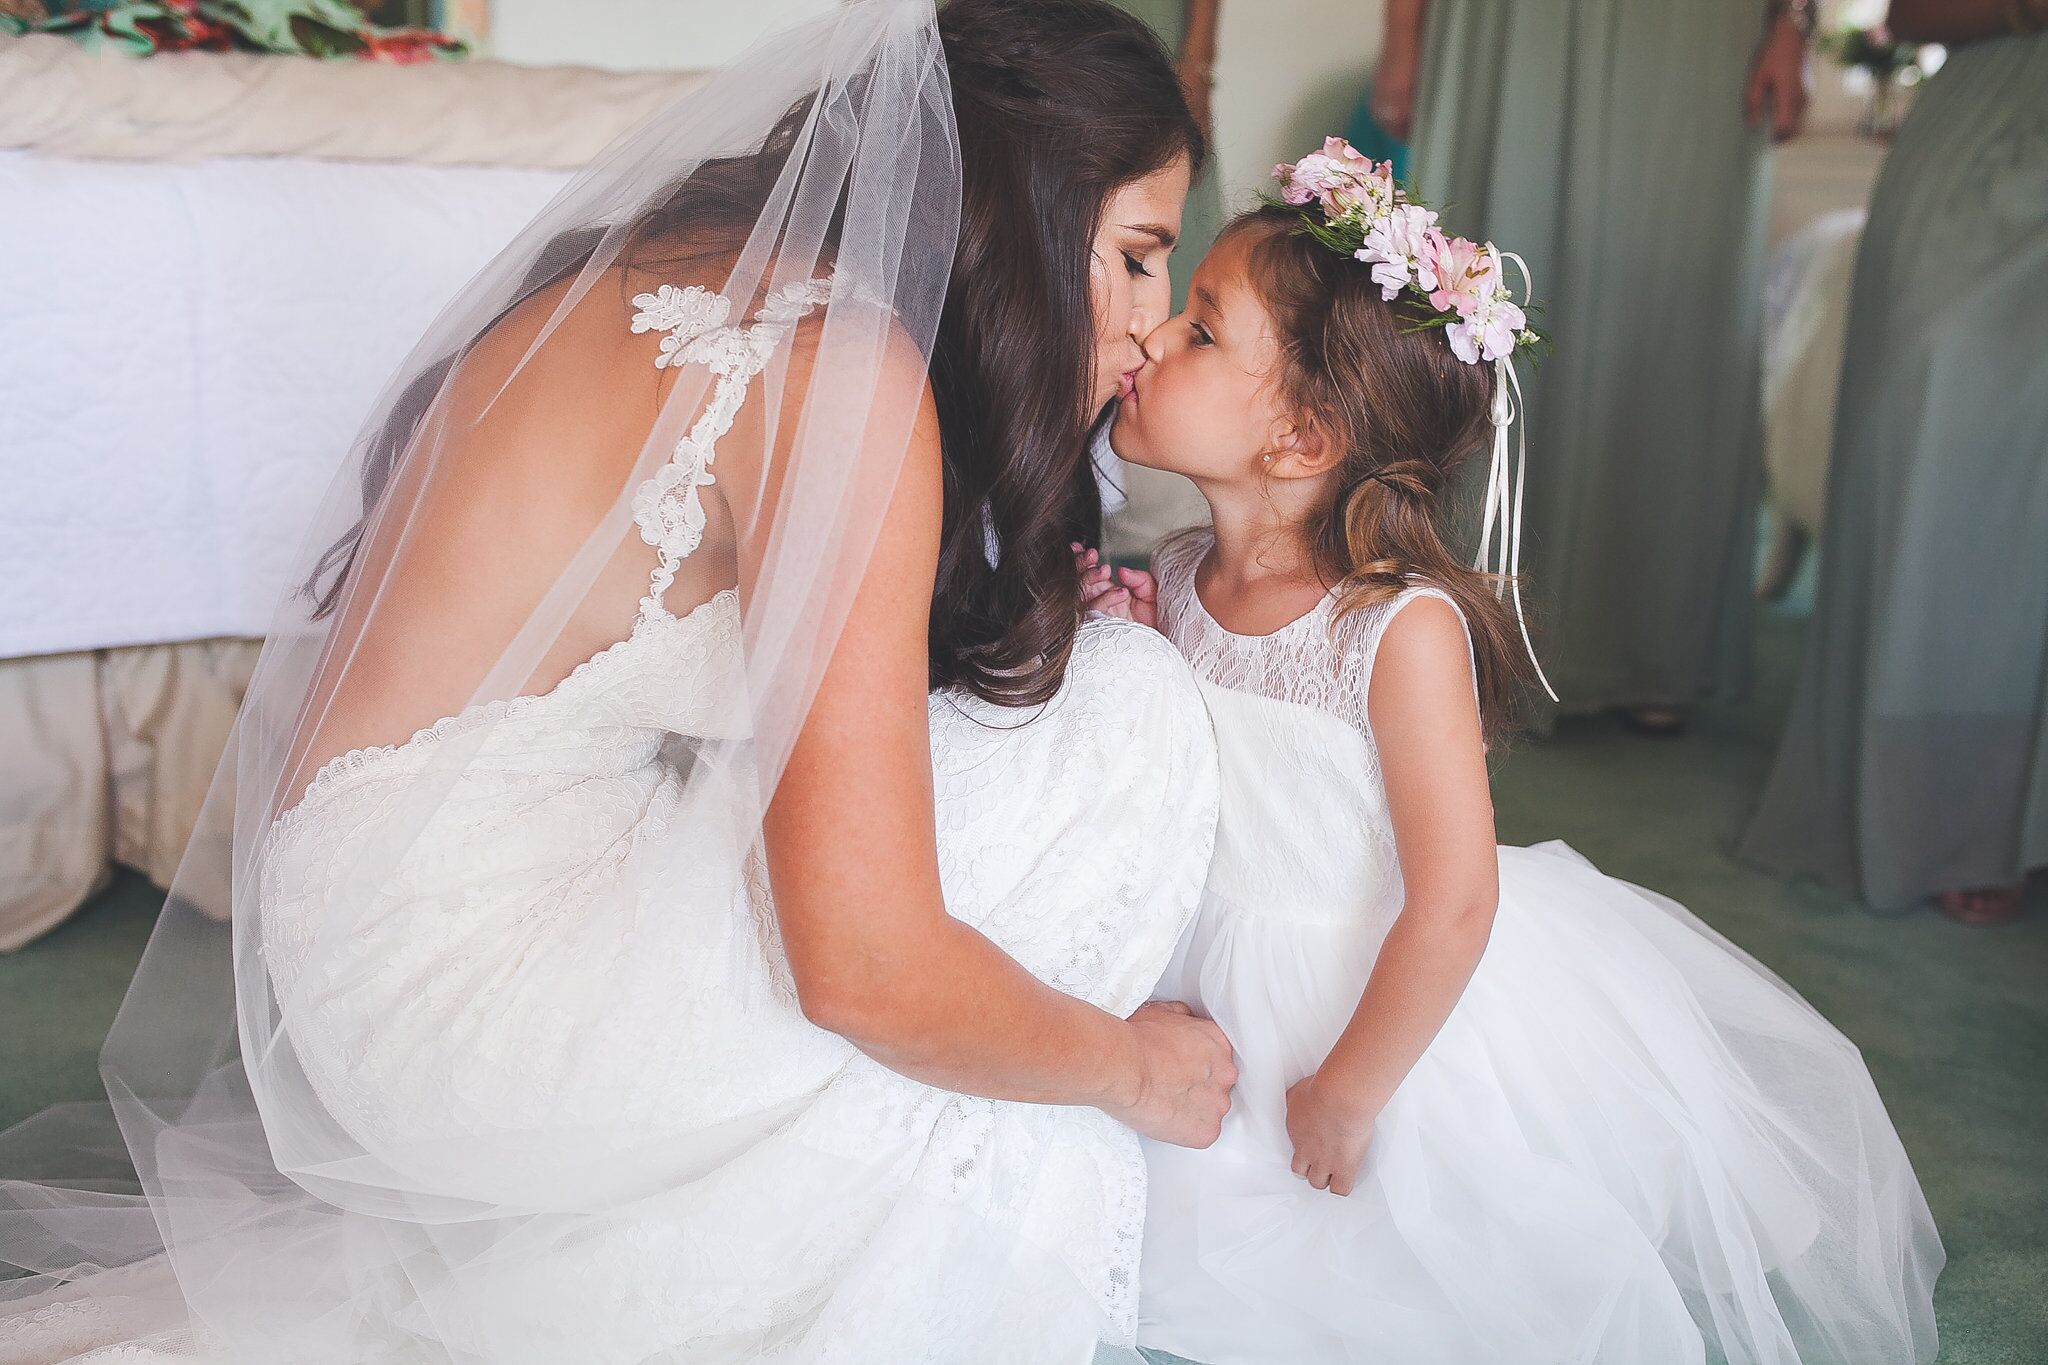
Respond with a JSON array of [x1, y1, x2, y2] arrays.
[[1118, 366, 1140, 403]]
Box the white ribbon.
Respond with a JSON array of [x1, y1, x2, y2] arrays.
[[1473, 247, 1559, 703]]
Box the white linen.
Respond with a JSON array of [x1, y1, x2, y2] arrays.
[[0, 640, 256, 951], [0, 34, 696, 168], [0, 149, 568, 656]]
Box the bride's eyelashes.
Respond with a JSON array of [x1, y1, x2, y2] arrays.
[[1123, 251, 1156, 279]]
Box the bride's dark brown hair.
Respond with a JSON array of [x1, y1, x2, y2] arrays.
[[1225, 205, 1536, 746], [316, 0, 1201, 709], [930, 0, 1203, 705]]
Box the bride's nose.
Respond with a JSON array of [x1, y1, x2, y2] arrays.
[[1126, 305, 1159, 354], [1127, 280, 1171, 346]]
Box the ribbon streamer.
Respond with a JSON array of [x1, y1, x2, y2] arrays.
[[1472, 248, 1559, 703]]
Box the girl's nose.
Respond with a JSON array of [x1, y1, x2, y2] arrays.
[[1127, 304, 1159, 348], [1140, 315, 1175, 363]]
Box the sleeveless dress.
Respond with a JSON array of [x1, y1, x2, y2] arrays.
[[0, 282, 1220, 1365], [1133, 532, 1941, 1365]]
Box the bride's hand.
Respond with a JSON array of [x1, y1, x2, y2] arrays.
[[1112, 1001, 1237, 1148], [1284, 1072, 1376, 1196], [1073, 544, 1159, 628]]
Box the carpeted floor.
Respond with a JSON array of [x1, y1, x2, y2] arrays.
[[3, 611, 2044, 1362]]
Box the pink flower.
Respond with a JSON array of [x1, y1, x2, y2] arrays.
[[1354, 205, 1443, 301], [1274, 138, 1394, 221], [1421, 234, 1500, 318]]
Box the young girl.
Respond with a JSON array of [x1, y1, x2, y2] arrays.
[[1083, 142, 1944, 1365]]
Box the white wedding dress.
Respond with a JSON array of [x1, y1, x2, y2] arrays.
[[0, 282, 1220, 1365], [1133, 531, 1942, 1365]]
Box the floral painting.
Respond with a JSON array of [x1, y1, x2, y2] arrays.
[[0, 0, 485, 60]]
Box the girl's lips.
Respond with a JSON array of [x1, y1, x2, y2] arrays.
[[1118, 368, 1139, 402]]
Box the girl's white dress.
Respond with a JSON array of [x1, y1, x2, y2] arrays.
[[1134, 531, 1943, 1365]]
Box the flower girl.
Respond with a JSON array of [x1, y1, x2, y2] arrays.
[[1083, 140, 1943, 1364]]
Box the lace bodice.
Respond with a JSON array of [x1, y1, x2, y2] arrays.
[[1153, 530, 1475, 757], [1151, 529, 1474, 930]]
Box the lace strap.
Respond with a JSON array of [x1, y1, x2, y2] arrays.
[[625, 276, 835, 617]]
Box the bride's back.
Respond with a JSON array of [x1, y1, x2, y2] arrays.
[[282, 238, 796, 809]]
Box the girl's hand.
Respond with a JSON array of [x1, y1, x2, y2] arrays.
[[1285, 1071, 1377, 1196], [1073, 544, 1160, 629]]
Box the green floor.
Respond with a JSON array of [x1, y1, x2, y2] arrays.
[[3, 613, 2043, 1361]]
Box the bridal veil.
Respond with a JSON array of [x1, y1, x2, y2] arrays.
[[0, 2, 1023, 1359]]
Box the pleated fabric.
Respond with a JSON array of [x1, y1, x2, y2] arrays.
[[1740, 32, 2048, 910], [1411, 0, 1773, 716]]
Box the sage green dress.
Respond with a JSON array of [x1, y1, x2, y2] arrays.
[[1411, 0, 1774, 716], [1740, 32, 2048, 911]]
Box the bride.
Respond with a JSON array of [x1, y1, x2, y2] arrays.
[[0, 2, 1232, 1361]]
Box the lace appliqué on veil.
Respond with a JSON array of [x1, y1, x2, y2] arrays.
[[627, 278, 835, 614]]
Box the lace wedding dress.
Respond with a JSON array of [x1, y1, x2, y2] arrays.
[[1133, 530, 1942, 1365], [0, 282, 1220, 1365]]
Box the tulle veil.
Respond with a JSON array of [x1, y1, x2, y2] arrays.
[[0, 2, 1044, 1358]]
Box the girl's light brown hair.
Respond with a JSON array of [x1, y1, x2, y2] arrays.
[[1225, 203, 1535, 745]]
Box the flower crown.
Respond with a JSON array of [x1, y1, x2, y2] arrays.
[[1269, 136, 1558, 701], [1269, 137, 1538, 366]]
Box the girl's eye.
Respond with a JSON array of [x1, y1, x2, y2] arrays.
[[1190, 321, 1214, 348], [1123, 252, 1155, 279]]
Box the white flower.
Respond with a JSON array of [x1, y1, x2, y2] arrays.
[[1354, 203, 1442, 301], [1445, 292, 1527, 364], [682, 326, 772, 378], [630, 284, 730, 339], [632, 444, 711, 563], [755, 277, 835, 328]]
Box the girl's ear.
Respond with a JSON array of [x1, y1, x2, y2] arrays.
[[1267, 415, 1341, 479]]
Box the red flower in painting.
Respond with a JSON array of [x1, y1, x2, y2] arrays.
[[359, 29, 460, 64]]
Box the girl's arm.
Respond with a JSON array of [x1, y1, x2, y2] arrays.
[[756, 334, 1235, 1150], [1285, 595, 1499, 1195], [1888, 0, 2042, 45]]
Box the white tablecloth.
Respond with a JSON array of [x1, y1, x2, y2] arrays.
[[0, 148, 569, 656]]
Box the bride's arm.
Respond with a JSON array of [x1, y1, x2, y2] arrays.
[[742, 328, 1234, 1149]]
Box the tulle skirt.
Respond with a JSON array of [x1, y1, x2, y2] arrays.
[[1137, 841, 1943, 1365]]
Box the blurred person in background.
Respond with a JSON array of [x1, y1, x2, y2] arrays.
[[1378, 0, 1814, 735], [1741, 0, 2048, 923]]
